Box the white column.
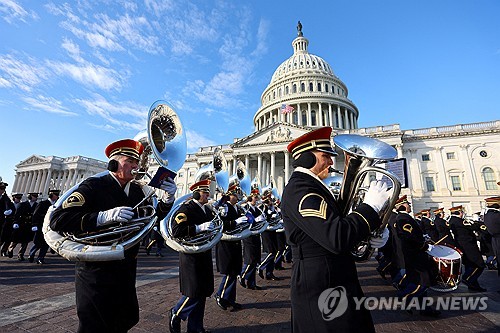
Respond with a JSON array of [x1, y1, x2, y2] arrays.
[[270, 151, 276, 183], [71, 169, 79, 187], [297, 104, 302, 126], [284, 151, 290, 185], [25, 171, 34, 193], [459, 144, 477, 193], [434, 147, 450, 194], [257, 153, 262, 184], [245, 155, 249, 170], [337, 105, 342, 129], [18, 172, 27, 193], [38, 169, 48, 194], [349, 112, 354, 130], [328, 104, 333, 127]]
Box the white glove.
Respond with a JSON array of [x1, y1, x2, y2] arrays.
[[235, 216, 248, 225], [218, 206, 228, 217], [423, 234, 431, 242], [31, 226, 38, 232], [159, 178, 177, 204], [362, 181, 394, 213], [271, 213, 277, 219], [196, 221, 215, 233], [427, 244, 435, 252], [13, 223, 19, 229], [153, 226, 158, 232], [4, 209, 12, 216], [255, 215, 265, 223], [369, 227, 389, 248], [97, 206, 134, 226]]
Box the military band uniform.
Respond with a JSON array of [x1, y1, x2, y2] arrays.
[[1, 194, 16, 256], [376, 211, 399, 281], [282, 168, 380, 333], [0, 189, 11, 238], [29, 196, 55, 263], [433, 212, 455, 246], [478, 222, 496, 270], [448, 212, 486, 290], [50, 172, 172, 333], [171, 198, 215, 332], [215, 201, 243, 309], [258, 203, 279, 280], [483, 203, 500, 276], [393, 211, 436, 299], [420, 213, 439, 243], [274, 229, 287, 269], [240, 203, 263, 289], [8, 196, 38, 260]]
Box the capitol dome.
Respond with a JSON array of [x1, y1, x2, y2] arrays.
[[254, 22, 359, 132]]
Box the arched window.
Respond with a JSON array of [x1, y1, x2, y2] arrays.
[[301, 111, 307, 125], [279, 88, 282, 97], [292, 111, 298, 125], [483, 167, 497, 190], [273, 91, 275, 99], [311, 110, 317, 126], [301, 83, 305, 92], [285, 86, 289, 95], [309, 82, 313, 92], [325, 84, 329, 93], [293, 84, 297, 93], [317, 83, 322, 92]]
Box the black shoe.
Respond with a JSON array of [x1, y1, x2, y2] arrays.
[[468, 285, 487, 292], [265, 274, 282, 281], [7, 251, 13, 258], [17, 255, 25, 261], [237, 275, 246, 288], [487, 263, 497, 270], [274, 266, 285, 271], [146, 249, 151, 256], [36, 259, 45, 265], [214, 294, 228, 310], [376, 268, 387, 280], [187, 329, 211, 333], [258, 269, 264, 279], [420, 307, 441, 317], [229, 302, 242, 311], [28, 255, 34, 263], [169, 308, 181, 333], [248, 285, 263, 290], [50, 249, 55, 254]]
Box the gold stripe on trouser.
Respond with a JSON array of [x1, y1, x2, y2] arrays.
[[465, 267, 478, 281], [381, 261, 391, 272], [259, 253, 273, 270], [175, 297, 190, 316], [402, 285, 421, 300], [398, 274, 407, 287], [274, 252, 280, 262], [146, 240, 155, 249], [241, 265, 251, 278], [220, 276, 229, 299]]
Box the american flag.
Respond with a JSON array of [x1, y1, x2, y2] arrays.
[[280, 104, 294, 114]]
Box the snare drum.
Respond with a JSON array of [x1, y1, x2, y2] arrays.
[[426, 244, 463, 292]]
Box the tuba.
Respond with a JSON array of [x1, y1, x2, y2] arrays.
[[43, 100, 186, 261], [220, 160, 253, 241], [333, 134, 401, 262], [160, 147, 227, 253]]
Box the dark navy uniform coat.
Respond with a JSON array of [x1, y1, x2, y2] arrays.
[[449, 215, 485, 269], [282, 169, 380, 333], [215, 203, 243, 276]]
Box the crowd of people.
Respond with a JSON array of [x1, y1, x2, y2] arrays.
[[0, 128, 498, 333]]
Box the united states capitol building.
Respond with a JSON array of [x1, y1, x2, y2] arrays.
[[12, 25, 499, 215]]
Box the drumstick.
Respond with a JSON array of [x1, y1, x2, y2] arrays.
[[431, 235, 448, 246]]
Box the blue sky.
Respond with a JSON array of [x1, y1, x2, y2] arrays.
[[1, 0, 499, 189]]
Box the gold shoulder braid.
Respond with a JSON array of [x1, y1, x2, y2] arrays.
[[402, 224, 413, 233], [298, 193, 327, 219], [175, 213, 187, 224]]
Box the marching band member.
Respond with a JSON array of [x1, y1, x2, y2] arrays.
[[420, 209, 439, 243], [0, 180, 13, 256], [1, 192, 21, 256], [169, 179, 214, 333], [257, 195, 281, 281], [50, 139, 176, 333], [433, 207, 455, 246], [8, 192, 39, 261], [239, 190, 265, 290], [29, 189, 60, 264], [392, 195, 440, 317], [483, 196, 500, 278], [281, 127, 392, 333], [214, 184, 247, 311], [448, 205, 486, 292]]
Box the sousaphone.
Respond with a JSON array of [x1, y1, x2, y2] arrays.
[[43, 100, 186, 261]]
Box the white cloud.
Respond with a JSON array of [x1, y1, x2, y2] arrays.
[[22, 95, 77, 116], [0, 0, 38, 24], [0, 54, 49, 92], [61, 38, 84, 63], [186, 130, 216, 152]]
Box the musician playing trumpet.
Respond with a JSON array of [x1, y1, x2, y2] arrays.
[[50, 139, 177, 333], [281, 127, 392, 333]]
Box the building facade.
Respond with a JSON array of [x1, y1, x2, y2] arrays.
[[11, 25, 500, 215]]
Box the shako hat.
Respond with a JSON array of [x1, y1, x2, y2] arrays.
[[287, 127, 337, 159], [189, 179, 211, 192], [105, 139, 144, 160]]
